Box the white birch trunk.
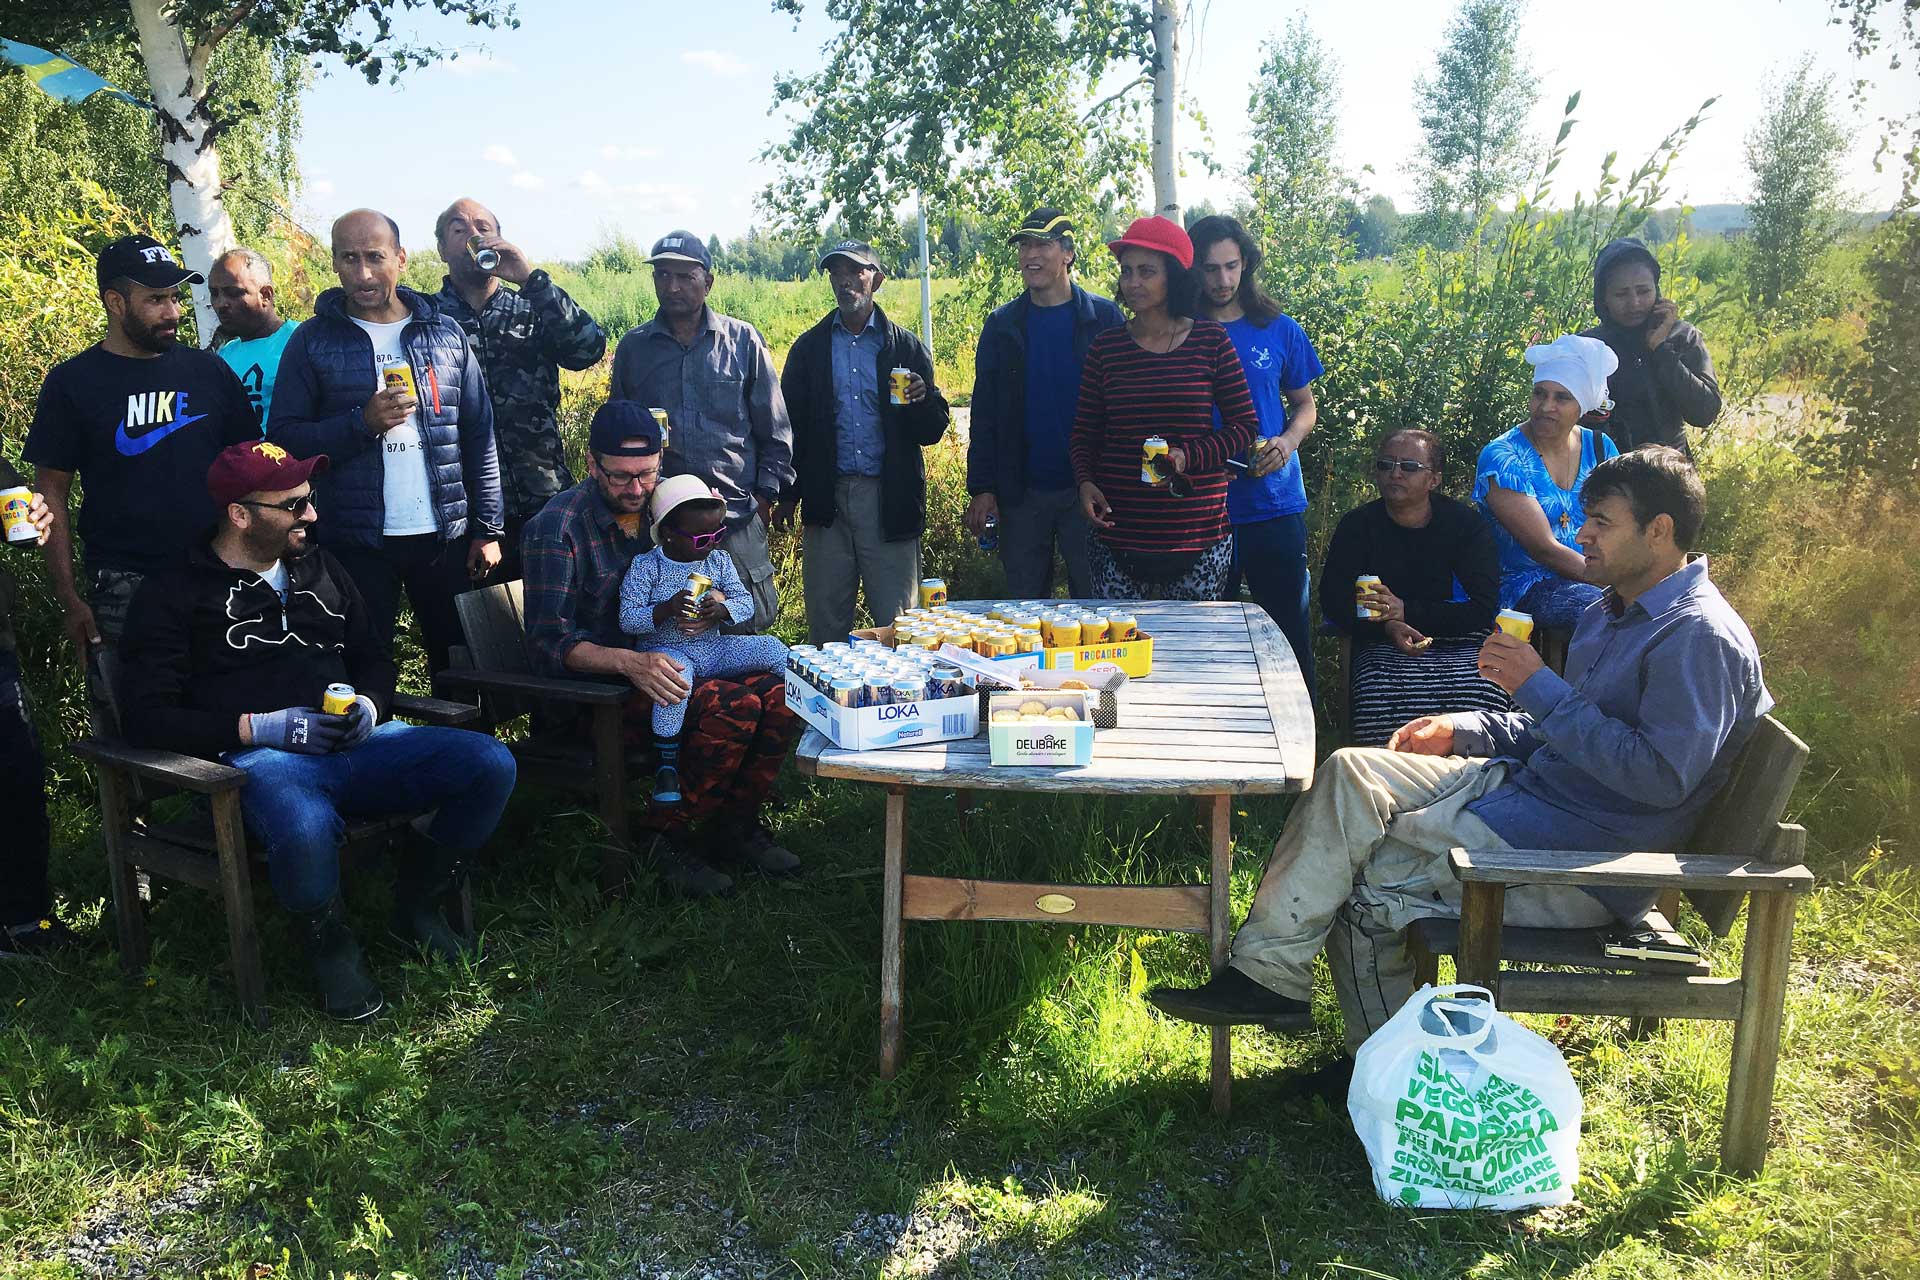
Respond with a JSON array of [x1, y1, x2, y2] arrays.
[[128, 0, 238, 344], [1151, 0, 1181, 224]]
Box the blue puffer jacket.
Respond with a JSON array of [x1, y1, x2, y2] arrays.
[[267, 286, 504, 551]]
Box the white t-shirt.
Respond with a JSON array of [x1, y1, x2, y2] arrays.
[[351, 316, 438, 536], [258, 559, 289, 598]]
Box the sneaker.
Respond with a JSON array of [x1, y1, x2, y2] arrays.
[[652, 763, 683, 806], [711, 819, 801, 877], [648, 828, 733, 899], [1145, 968, 1314, 1033], [0, 916, 86, 960]]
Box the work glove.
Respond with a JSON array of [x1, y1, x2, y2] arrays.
[[247, 706, 352, 755], [337, 696, 380, 750]]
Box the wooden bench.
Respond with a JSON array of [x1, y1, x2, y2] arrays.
[[1412, 714, 1812, 1173], [436, 580, 641, 891], [72, 650, 484, 1028]]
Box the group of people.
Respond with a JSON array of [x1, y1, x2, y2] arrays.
[[1, 198, 1762, 1088]]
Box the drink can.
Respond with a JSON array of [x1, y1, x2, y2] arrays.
[[0, 488, 36, 544], [830, 678, 862, 708], [889, 367, 912, 405], [466, 234, 500, 271], [1108, 611, 1139, 642], [683, 571, 713, 619], [889, 677, 922, 704], [863, 676, 894, 707], [1080, 615, 1110, 645], [1141, 435, 1170, 485], [322, 683, 357, 716], [919, 577, 948, 608], [1495, 609, 1535, 643], [931, 664, 964, 699], [1355, 574, 1384, 620], [648, 407, 671, 449], [978, 514, 999, 551], [1044, 616, 1082, 648]]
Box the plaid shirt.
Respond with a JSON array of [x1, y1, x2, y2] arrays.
[[521, 477, 650, 677]]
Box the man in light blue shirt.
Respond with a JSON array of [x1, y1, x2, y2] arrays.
[[210, 248, 296, 431], [1148, 446, 1772, 1052]]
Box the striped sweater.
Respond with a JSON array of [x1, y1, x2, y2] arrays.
[[1068, 320, 1259, 554]]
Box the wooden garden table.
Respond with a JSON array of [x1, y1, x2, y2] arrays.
[[795, 599, 1315, 1114]]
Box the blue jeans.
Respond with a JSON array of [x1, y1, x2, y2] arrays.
[[225, 722, 517, 912], [1227, 513, 1316, 704]]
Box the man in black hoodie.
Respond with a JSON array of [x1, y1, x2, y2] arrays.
[[120, 440, 517, 1020], [1579, 237, 1721, 453]]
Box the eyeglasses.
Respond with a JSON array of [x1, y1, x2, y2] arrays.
[[1373, 459, 1433, 475], [599, 466, 659, 490], [237, 493, 316, 515], [676, 527, 727, 551]]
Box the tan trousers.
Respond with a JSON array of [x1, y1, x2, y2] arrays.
[[802, 475, 921, 646], [1229, 747, 1614, 1051]]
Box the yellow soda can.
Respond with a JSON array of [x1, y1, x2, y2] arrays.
[[1495, 609, 1535, 642], [649, 407, 671, 448], [322, 683, 357, 716], [1107, 611, 1139, 642], [0, 487, 37, 544], [683, 571, 713, 619], [1355, 574, 1384, 620], [919, 577, 948, 608], [889, 368, 912, 405], [1141, 435, 1169, 485]]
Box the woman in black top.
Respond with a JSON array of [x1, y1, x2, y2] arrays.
[[1578, 237, 1721, 454], [1319, 429, 1507, 747]]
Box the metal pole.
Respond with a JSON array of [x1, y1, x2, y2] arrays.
[[918, 199, 933, 353]]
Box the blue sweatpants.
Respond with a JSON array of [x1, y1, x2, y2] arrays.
[[645, 634, 789, 737]]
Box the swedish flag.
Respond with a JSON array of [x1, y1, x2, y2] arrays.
[[0, 38, 149, 108]]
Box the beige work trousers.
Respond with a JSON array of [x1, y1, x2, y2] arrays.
[[1229, 747, 1613, 1051], [802, 475, 921, 647]]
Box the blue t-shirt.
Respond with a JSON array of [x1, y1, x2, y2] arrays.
[[1472, 426, 1620, 608], [1022, 299, 1081, 491], [217, 319, 298, 432], [1216, 314, 1323, 524]]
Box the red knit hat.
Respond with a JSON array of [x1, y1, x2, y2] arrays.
[[1107, 216, 1194, 270]]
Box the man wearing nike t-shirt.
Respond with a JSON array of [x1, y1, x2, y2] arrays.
[[24, 235, 258, 654]]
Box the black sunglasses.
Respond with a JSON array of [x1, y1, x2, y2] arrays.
[[1373, 459, 1433, 474], [238, 493, 316, 515]]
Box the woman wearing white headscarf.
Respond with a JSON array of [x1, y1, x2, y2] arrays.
[[1471, 334, 1621, 628]]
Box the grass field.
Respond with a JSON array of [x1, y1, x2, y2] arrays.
[[2, 437, 1917, 1279]]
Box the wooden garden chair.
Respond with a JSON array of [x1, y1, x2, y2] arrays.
[[1410, 714, 1813, 1173]]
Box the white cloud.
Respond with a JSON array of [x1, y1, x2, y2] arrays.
[[309, 178, 335, 197], [441, 51, 518, 76], [616, 182, 699, 216], [599, 143, 664, 163], [483, 144, 518, 166], [680, 49, 749, 77], [510, 172, 546, 191], [576, 170, 609, 193]]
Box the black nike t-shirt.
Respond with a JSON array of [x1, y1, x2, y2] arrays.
[[23, 344, 259, 573]]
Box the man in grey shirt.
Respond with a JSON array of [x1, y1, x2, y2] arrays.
[[1147, 446, 1772, 1052], [610, 231, 793, 632]]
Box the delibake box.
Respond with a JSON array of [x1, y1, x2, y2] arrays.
[[784, 674, 979, 751], [986, 690, 1097, 766], [1039, 633, 1154, 678]]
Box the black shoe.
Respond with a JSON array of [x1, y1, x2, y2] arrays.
[[0, 916, 86, 960], [709, 818, 801, 877], [391, 835, 475, 963], [294, 897, 384, 1022], [1145, 968, 1314, 1032], [648, 828, 734, 899]]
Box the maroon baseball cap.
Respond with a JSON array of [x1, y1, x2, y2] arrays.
[[207, 440, 328, 505], [1107, 215, 1194, 270]]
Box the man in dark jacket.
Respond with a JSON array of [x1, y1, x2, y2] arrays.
[[268, 209, 505, 675], [965, 208, 1125, 599], [774, 239, 949, 645], [120, 440, 517, 1021], [432, 197, 607, 579], [1579, 237, 1721, 454]]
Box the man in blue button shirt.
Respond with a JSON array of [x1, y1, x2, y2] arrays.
[[1148, 446, 1772, 1054]]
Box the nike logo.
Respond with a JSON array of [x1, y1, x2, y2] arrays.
[[115, 388, 209, 456]]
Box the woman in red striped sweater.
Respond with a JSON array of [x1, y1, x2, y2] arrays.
[[1070, 217, 1261, 600]]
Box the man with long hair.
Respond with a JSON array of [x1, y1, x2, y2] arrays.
[[1188, 215, 1323, 699]]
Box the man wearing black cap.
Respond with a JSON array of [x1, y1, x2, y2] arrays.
[[609, 231, 793, 634], [775, 240, 949, 645], [119, 439, 518, 1020], [966, 208, 1124, 599], [24, 235, 260, 656], [520, 401, 803, 896]]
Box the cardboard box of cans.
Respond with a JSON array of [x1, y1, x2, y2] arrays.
[[986, 690, 1096, 766], [857, 602, 1155, 679], [784, 638, 981, 751], [784, 673, 979, 751]]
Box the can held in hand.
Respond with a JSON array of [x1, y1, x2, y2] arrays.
[[889, 367, 912, 405], [978, 513, 999, 552], [683, 572, 713, 619], [919, 577, 947, 608], [466, 235, 500, 271], [322, 683, 357, 716], [648, 406, 671, 448], [0, 488, 36, 544], [1141, 435, 1169, 485], [1355, 574, 1384, 620], [1495, 608, 1535, 643]]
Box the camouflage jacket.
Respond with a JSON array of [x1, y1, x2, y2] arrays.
[[433, 271, 608, 520]]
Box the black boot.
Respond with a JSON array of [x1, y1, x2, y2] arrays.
[[293, 896, 383, 1022], [392, 833, 476, 963], [1145, 967, 1314, 1032]]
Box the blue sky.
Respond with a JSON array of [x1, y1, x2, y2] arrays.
[[293, 0, 1911, 260]]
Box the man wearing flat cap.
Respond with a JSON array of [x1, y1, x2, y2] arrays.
[[610, 231, 793, 634], [966, 207, 1124, 599], [520, 401, 803, 897], [774, 239, 949, 645]]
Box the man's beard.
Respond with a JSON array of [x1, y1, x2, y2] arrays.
[[249, 522, 312, 561], [125, 312, 178, 353]]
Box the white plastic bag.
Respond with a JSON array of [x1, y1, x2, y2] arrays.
[[1347, 984, 1581, 1210]]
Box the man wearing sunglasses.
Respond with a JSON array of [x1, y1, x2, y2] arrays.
[[118, 440, 518, 1020]]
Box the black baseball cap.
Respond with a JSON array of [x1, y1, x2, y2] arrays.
[[96, 235, 204, 290], [818, 239, 881, 271], [1008, 208, 1074, 246], [588, 401, 663, 457], [646, 230, 712, 271]]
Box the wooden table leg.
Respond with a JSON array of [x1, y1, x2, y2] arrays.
[[880, 785, 909, 1080], [1207, 793, 1233, 1118]]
